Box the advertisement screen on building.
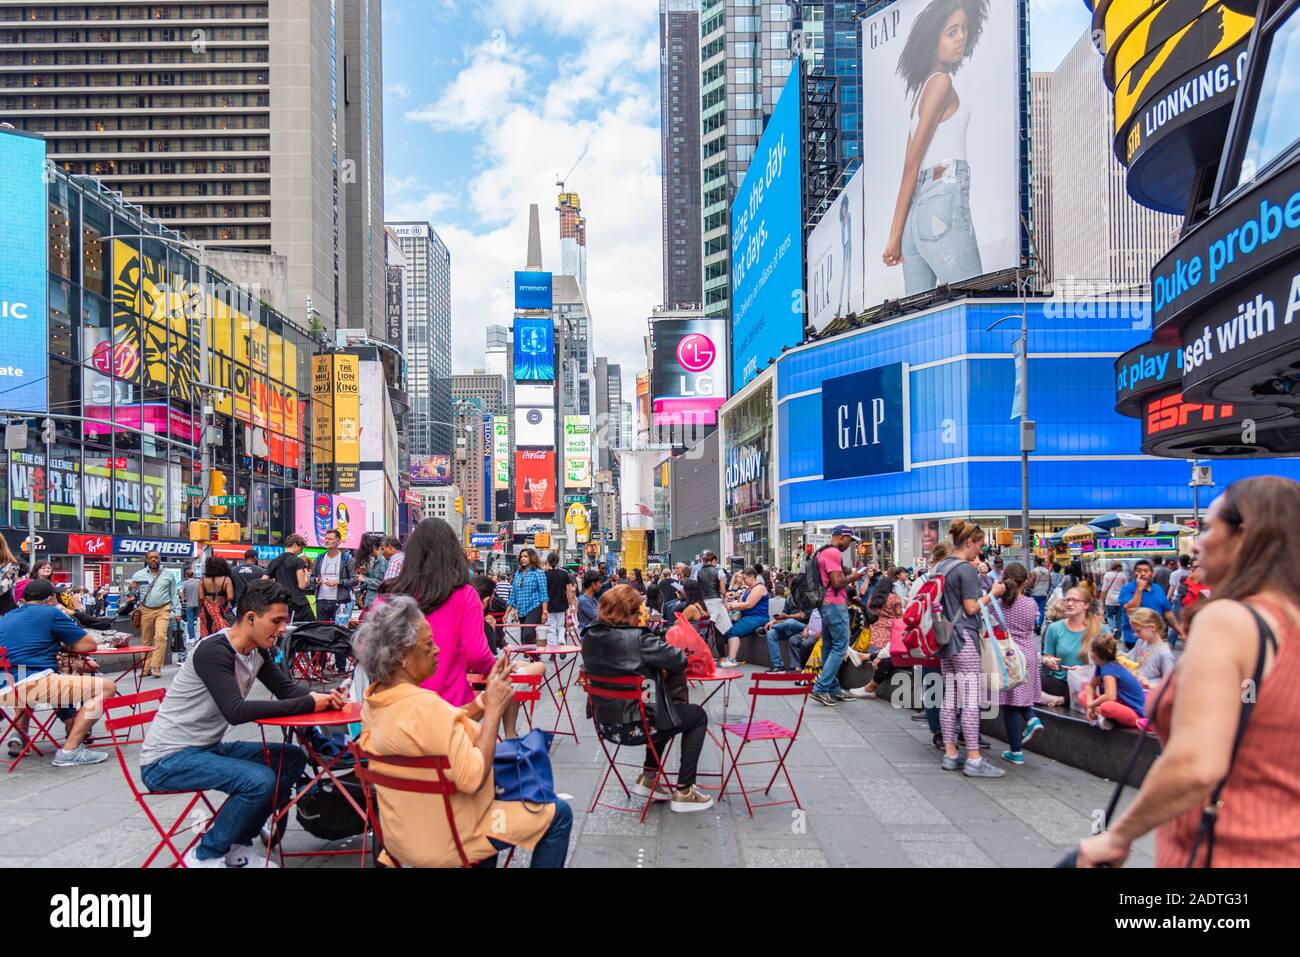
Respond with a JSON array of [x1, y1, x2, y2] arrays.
[[860, 0, 1022, 306], [564, 416, 593, 489], [514, 406, 556, 447], [514, 383, 554, 407], [651, 318, 729, 426], [821, 363, 912, 480], [731, 66, 805, 390], [807, 166, 867, 334], [515, 450, 556, 515], [409, 454, 452, 486], [0, 130, 49, 414], [513, 318, 555, 382], [493, 416, 510, 490], [312, 355, 360, 492], [293, 489, 366, 549], [514, 271, 554, 311]]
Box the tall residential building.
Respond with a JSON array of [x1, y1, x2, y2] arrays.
[[452, 398, 491, 530], [452, 373, 507, 416], [1049, 30, 1181, 291], [556, 275, 594, 419], [0, 0, 387, 336], [485, 324, 510, 379], [388, 222, 453, 457], [699, 1, 791, 322], [661, 0, 702, 310], [556, 192, 587, 294], [1030, 71, 1054, 290]]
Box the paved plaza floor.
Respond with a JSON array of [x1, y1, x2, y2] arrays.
[[0, 658, 1155, 868]]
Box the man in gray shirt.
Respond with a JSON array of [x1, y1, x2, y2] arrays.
[[139, 580, 345, 868], [697, 551, 731, 638]]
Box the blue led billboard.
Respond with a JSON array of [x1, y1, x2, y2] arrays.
[[0, 129, 49, 413], [515, 271, 553, 311], [513, 317, 555, 382], [731, 65, 804, 390]]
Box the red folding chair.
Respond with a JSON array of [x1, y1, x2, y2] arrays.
[[349, 743, 508, 868], [467, 671, 543, 741], [581, 671, 674, 823], [103, 689, 222, 867], [1, 646, 65, 772], [718, 672, 812, 816]]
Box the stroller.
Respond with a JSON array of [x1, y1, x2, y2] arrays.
[[278, 621, 355, 687]]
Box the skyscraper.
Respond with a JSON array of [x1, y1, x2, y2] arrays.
[[1030, 71, 1055, 290], [556, 192, 588, 294], [1049, 30, 1181, 291], [0, 0, 387, 337], [388, 222, 454, 457], [452, 398, 491, 530], [696, 0, 795, 323], [661, 0, 703, 310]]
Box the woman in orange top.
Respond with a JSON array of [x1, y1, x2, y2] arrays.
[[1077, 476, 1300, 867], [356, 596, 572, 868]]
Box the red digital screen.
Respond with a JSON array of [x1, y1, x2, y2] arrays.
[[515, 450, 556, 515]]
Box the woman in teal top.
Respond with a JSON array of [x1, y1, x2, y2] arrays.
[[1041, 587, 1109, 699]]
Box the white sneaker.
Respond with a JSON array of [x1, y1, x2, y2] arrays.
[[845, 648, 864, 668], [225, 843, 279, 868], [52, 745, 109, 767], [629, 773, 672, 802], [1095, 716, 1114, 731], [719, 657, 738, 668], [669, 785, 715, 813], [182, 846, 228, 868], [847, 687, 874, 699]]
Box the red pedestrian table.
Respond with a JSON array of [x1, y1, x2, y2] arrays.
[[504, 644, 583, 746], [73, 645, 154, 696], [256, 701, 368, 867], [687, 668, 744, 790]]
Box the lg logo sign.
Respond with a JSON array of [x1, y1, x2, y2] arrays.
[[676, 333, 717, 398]]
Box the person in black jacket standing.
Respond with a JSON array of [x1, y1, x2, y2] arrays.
[[580, 584, 713, 813]]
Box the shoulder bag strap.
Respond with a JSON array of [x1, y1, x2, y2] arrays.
[[1185, 603, 1278, 868], [1101, 670, 1177, 828]]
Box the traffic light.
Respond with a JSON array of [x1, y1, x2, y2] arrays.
[[216, 522, 242, 543], [455, 496, 464, 514], [189, 520, 211, 542], [209, 470, 228, 516]]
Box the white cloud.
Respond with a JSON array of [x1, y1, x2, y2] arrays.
[[389, 9, 663, 398], [384, 81, 412, 102], [385, 175, 456, 222]]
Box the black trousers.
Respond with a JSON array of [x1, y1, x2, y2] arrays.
[[1041, 669, 1070, 699], [519, 606, 544, 644], [644, 702, 708, 790]]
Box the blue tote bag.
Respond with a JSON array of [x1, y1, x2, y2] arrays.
[[493, 729, 557, 805]]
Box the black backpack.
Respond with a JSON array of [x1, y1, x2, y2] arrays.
[[793, 545, 838, 610]]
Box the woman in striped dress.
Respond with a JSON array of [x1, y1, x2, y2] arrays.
[[996, 562, 1043, 765]]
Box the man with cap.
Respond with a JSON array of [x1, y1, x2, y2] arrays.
[[811, 526, 864, 707]]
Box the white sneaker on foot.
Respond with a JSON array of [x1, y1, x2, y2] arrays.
[[225, 843, 279, 868], [845, 648, 864, 668], [669, 785, 715, 813], [182, 847, 228, 868], [719, 658, 738, 668]]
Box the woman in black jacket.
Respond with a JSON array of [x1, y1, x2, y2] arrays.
[[580, 584, 713, 813]]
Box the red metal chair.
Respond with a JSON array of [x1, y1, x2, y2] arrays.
[[103, 689, 222, 867], [718, 672, 812, 816], [467, 671, 543, 741], [581, 671, 674, 823], [349, 742, 507, 868], [1, 646, 65, 772]]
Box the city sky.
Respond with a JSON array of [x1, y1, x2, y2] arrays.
[[381, 0, 1094, 396]]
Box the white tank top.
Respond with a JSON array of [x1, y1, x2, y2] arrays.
[[909, 72, 970, 171]]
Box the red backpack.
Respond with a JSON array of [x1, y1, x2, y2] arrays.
[[898, 558, 959, 658]]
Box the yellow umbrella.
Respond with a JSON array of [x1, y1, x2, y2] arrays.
[[1060, 523, 1099, 544]]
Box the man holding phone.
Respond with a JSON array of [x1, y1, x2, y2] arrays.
[[139, 580, 347, 868]]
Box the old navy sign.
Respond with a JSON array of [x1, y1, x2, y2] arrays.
[[821, 363, 910, 481]]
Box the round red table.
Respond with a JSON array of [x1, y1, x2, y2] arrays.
[[504, 645, 583, 745], [73, 645, 154, 694], [687, 668, 744, 789], [256, 701, 368, 867]]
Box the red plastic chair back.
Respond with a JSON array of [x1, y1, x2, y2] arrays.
[[1, 645, 67, 771], [718, 673, 812, 816], [349, 743, 479, 868], [580, 671, 673, 822]]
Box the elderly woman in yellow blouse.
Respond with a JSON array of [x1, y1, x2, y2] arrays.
[[355, 596, 573, 868]]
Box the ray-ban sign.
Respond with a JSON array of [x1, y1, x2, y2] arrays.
[[821, 362, 910, 480]]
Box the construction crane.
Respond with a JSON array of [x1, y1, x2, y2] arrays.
[[555, 145, 589, 191]]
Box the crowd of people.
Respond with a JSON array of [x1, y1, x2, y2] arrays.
[[2, 475, 1297, 869]]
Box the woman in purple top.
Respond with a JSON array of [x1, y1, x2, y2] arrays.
[[382, 518, 541, 736], [996, 562, 1044, 765]]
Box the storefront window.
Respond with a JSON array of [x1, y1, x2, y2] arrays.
[[82, 445, 114, 534], [47, 443, 82, 532], [1238, 6, 1300, 185], [114, 454, 143, 536]]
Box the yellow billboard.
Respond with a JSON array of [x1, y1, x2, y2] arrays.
[[310, 354, 360, 493], [311, 355, 335, 490]]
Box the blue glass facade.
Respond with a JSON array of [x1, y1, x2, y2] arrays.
[[777, 299, 1300, 526]]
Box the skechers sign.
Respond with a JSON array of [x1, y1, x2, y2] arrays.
[[514, 272, 553, 311], [820, 363, 911, 480], [0, 129, 49, 413]]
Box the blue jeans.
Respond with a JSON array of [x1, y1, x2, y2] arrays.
[[813, 603, 850, 695], [487, 797, 572, 868], [183, 607, 199, 643], [1032, 595, 1047, 630], [728, 615, 767, 642], [141, 741, 308, 860], [765, 619, 804, 670], [901, 160, 982, 295], [1105, 604, 1125, 636]]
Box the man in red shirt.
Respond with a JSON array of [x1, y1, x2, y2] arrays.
[[811, 526, 863, 707]]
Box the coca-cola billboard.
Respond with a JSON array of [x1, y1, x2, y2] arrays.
[[514, 450, 556, 515]]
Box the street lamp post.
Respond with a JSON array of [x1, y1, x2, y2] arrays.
[[987, 294, 1034, 569]]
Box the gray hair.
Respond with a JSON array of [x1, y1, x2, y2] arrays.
[[354, 595, 426, 685]]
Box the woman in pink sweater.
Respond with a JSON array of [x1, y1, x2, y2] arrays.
[[381, 518, 540, 735]]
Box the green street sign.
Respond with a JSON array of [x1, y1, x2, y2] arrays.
[[213, 495, 246, 506], [185, 485, 204, 497]]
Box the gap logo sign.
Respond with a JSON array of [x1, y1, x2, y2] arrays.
[[820, 362, 910, 481]]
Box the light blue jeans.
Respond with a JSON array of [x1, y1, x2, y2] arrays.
[[813, 603, 851, 695], [901, 160, 982, 295], [765, 619, 805, 671]]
